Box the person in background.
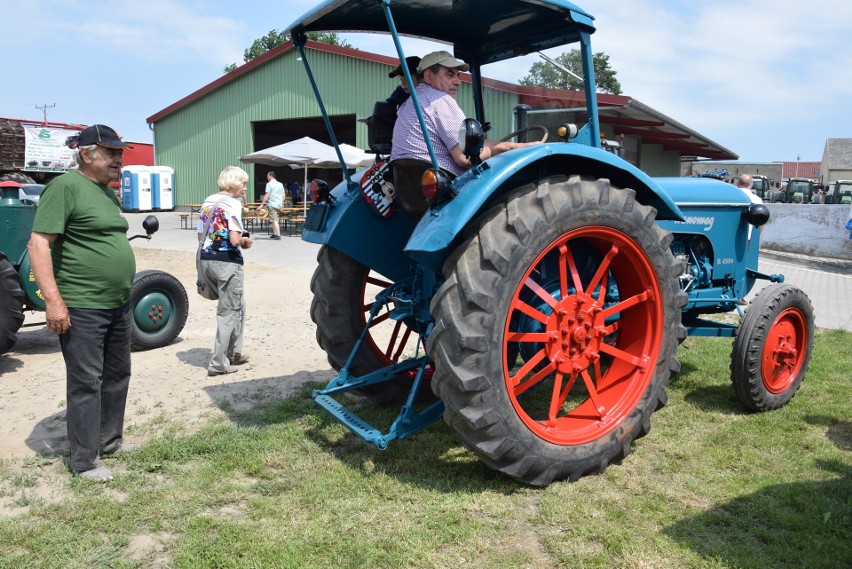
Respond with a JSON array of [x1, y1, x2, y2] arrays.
[[386, 55, 420, 109], [735, 173, 762, 204], [27, 124, 138, 482], [288, 180, 302, 205], [391, 50, 539, 176], [198, 166, 253, 377], [309, 178, 332, 204], [259, 170, 285, 240]]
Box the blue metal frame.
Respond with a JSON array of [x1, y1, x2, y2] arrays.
[[310, 275, 444, 449]]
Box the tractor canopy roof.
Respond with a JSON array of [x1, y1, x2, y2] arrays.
[[286, 0, 596, 67]]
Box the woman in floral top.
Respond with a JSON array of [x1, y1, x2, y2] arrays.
[[197, 166, 253, 376]]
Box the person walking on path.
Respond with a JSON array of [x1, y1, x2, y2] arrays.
[[259, 170, 286, 240], [197, 166, 254, 376], [27, 124, 139, 482]]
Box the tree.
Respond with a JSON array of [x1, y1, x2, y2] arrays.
[[519, 50, 622, 95], [224, 31, 354, 73]]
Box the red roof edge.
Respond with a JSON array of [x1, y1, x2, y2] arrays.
[[146, 41, 631, 125], [147, 40, 406, 124], [1, 116, 89, 131]]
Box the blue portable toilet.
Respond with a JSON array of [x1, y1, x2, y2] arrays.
[[121, 166, 152, 212], [150, 166, 175, 211]]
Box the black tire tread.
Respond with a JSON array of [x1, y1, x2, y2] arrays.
[[730, 283, 814, 411], [428, 175, 685, 486], [0, 253, 25, 356]]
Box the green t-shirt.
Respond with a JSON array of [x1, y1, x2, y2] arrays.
[[32, 170, 136, 308]]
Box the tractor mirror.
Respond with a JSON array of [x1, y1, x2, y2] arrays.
[[743, 204, 770, 227], [143, 215, 160, 236], [459, 118, 486, 164]]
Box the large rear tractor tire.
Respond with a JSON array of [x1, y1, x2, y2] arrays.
[[310, 246, 432, 405], [0, 252, 25, 356], [731, 284, 814, 411], [129, 270, 189, 351], [428, 175, 686, 486]]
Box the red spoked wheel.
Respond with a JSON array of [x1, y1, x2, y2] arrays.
[[504, 226, 663, 445], [731, 284, 814, 411], [428, 176, 685, 486], [311, 246, 433, 405]]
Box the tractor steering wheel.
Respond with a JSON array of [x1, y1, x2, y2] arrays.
[[498, 125, 549, 143]]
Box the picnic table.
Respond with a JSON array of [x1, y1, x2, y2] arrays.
[[178, 204, 203, 230]]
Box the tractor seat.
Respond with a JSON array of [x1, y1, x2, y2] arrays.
[[390, 158, 455, 219], [364, 100, 397, 156]]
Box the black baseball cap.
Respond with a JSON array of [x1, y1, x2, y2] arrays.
[[388, 56, 421, 78], [77, 124, 132, 149]]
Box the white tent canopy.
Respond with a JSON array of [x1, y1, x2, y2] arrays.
[[239, 136, 373, 214], [239, 136, 372, 169]]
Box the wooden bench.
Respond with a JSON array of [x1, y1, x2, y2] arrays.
[[179, 213, 191, 229], [286, 216, 306, 236], [243, 215, 270, 234]]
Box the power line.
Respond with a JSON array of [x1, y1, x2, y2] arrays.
[[35, 103, 56, 123]]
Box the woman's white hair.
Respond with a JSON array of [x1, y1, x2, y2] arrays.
[[217, 166, 249, 192]]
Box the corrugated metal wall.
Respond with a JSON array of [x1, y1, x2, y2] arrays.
[[152, 47, 521, 206]]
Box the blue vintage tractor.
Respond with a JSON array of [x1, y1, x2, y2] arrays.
[[0, 181, 188, 356], [288, 0, 815, 486]]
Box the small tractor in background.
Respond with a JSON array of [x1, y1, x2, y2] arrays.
[[286, 0, 816, 486], [0, 181, 188, 356], [750, 175, 771, 199], [825, 180, 852, 204], [770, 177, 816, 203]]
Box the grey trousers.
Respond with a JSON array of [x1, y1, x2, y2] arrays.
[[60, 305, 132, 473], [202, 260, 246, 373]]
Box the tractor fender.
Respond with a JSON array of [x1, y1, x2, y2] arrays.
[[301, 176, 423, 282], [15, 251, 45, 311], [404, 143, 686, 273]]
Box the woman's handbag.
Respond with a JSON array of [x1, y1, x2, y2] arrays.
[[196, 198, 226, 300]]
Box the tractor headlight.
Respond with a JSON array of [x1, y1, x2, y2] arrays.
[[556, 123, 579, 141]]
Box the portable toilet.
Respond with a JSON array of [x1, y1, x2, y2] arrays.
[[121, 166, 152, 212], [150, 166, 175, 211]]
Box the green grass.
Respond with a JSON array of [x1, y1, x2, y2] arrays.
[[1, 330, 849, 568]]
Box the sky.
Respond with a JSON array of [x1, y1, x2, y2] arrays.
[[4, 0, 851, 163]]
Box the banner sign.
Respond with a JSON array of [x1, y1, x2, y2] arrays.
[[23, 126, 79, 171]]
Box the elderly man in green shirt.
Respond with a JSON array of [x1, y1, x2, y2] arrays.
[[27, 124, 137, 482]]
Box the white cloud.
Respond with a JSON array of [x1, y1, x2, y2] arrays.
[[6, 0, 248, 66]]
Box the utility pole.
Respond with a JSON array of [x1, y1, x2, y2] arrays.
[[35, 103, 56, 124]]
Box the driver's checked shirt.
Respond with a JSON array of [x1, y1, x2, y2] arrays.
[[391, 83, 467, 176]]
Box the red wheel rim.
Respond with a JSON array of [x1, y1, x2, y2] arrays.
[[503, 227, 663, 445], [761, 308, 807, 393], [360, 272, 433, 379]]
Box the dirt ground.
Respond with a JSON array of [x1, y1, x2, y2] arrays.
[[0, 247, 333, 467]]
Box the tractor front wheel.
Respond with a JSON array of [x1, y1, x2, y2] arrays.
[[731, 284, 814, 411], [428, 175, 686, 486], [129, 270, 189, 351], [0, 252, 25, 356]]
